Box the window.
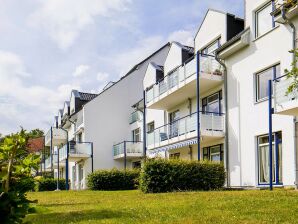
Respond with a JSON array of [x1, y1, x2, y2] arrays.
[[147, 122, 155, 133], [255, 64, 280, 102], [169, 110, 180, 138], [132, 128, 141, 142], [77, 133, 82, 142], [255, 2, 274, 37], [201, 39, 220, 55], [169, 153, 180, 159], [202, 91, 222, 114], [257, 132, 282, 184], [203, 144, 223, 162], [132, 161, 141, 169]]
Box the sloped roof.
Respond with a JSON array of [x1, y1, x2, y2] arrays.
[[78, 92, 98, 101], [27, 137, 44, 153]]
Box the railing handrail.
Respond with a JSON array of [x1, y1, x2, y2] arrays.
[[113, 141, 142, 147], [148, 111, 225, 133]]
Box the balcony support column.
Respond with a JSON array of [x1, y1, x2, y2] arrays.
[[65, 141, 69, 190], [196, 52, 201, 161], [50, 127, 53, 173], [124, 141, 127, 170], [56, 148, 60, 191], [268, 80, 274, 191], [91, 142, 94, 173], [143, 90, 147, 160]]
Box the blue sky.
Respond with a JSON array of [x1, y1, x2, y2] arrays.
[[0, 0, 243, 135]]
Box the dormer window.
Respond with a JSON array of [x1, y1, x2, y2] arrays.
[[201, 38, 220, 56]]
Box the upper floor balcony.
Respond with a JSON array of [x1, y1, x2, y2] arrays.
[[271, 0, 298, 23], [145, 54, 224, 110], [129, 111, 143, 124], [45, 154, 65, 170], [147, 111, 225, 150], [274, 74, 298, 115], [59, 141, 92, 162], [45, 127, 67, 147], [113, 141, 143, 160]]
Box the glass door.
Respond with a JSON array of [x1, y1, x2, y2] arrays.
[[169, 110, 180, 138]]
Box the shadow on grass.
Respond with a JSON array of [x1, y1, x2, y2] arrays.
[[27, 209, 132, 223]]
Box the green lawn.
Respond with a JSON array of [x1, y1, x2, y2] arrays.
[[25, 189, 298, 224]]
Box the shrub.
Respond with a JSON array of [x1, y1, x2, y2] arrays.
[[10, 177, 35, 193], [87, 169, 140, 190], [35, 178, 66, 191], [139, 159, 225, 193]]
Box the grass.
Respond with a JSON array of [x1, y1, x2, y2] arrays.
[[25, 189, 298, 224]]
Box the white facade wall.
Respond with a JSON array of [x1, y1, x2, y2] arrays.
[[194, 10, 227, 51], [83, 46, 170, 171], [223, 1, 298, 187]]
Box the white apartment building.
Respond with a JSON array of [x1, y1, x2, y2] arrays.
[[216, 0, 298, 187], [43, 44, 170, 189], [43, 0, 298, 190], [143, 10, 244, 178]]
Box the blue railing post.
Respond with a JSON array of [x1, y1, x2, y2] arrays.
[[124, 141, 127, 170], [65, 141, 69, 190], [268, 80, 273, 190], [91, 142, 94, 173], [50, 127, 53, 172], [143, 90, 147, 159], [196, 51, 201, 160]]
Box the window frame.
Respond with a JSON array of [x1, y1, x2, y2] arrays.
[[257, 132, 282, 185], [132, 128, 141, 142], [169, 152, 180, 159], [255, 1, 275, 38], [255, 64, 280, 102], [201, 38, 221, 55], [203, 144, 224, 162]]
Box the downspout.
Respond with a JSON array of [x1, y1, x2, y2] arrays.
[[215, 53, 230, 187], [281, 5, 298, 188]]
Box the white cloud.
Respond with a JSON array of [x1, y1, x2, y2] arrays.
[[167, 30, 194, 47], [73, 64, 90, 77], [28, 0, 132, 50], [96, 72, 109, 82], [0, 50, 80, 134]]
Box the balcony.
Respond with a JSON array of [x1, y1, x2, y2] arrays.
[[129, 111, 142, 124], [45, 127, 68, 147], [271, 0, 298, 23], [147, 112, 225, 150], [59, 141, 92, 162], [146, 54, 224, 110], [113, 141, 143, 159], [274, 74, 298, 115]]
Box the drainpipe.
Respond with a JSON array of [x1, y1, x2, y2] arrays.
[[281, 5, 298, 188], [215, 53, 230, 187], [142, 90, 147, 160], [196, 51, 201, 161], [281, 6, 297, 66]]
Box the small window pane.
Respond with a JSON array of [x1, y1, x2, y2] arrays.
[[256, 3, 273, 37], [256, 67, 274, 101]]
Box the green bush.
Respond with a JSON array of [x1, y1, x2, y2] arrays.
[[139, 159, 225, 193], [10, 177, 35, 193], [87, 169, 140, 190], [35, 178, 66, 191]]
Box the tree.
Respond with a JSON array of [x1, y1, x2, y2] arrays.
[[286, 48, 298, 95], [27, 129, 44, 139]]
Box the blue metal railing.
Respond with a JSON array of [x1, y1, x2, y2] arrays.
[[145, 54, 224, 104], [147, 111, 225, 147]]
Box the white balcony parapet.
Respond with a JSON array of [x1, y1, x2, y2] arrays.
[[146, 54, 224, 105], [147, 111, 225, 148], [45, 127, 68, 147], [129, 111, 142, 124], [113, 141, 143, 159], [59, 142, 92, 162], [274, 74, 298, 115]]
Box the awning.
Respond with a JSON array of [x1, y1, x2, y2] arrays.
[[148, 138, 198, 156]]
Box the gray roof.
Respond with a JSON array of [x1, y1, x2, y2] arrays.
[[78, 92, 98, 101]]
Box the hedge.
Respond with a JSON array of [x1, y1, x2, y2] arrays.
[[139, 159, 225, 193], [87, 169, 140, 190], [35, 178, 66, 191]]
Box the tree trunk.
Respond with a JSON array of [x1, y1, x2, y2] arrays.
[[4, 147, 16, 193]]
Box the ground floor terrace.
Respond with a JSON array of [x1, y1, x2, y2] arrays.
[[25, 189, 298, 224]]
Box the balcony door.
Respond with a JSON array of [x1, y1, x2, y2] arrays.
[[202, 91, 222, 114], [169, 110, 180, 138]]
